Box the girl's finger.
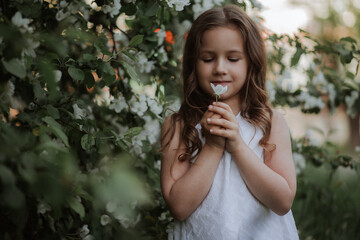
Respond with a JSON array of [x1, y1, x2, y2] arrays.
[[208, 105, 235, 122], [209, 127, 233, 138], [212, 101, 233, 113], [207, 117, 237, 130]]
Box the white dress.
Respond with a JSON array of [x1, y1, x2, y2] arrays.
[[168, 113, 299, 240]]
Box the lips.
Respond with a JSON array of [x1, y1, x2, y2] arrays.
[[211, 81, 231, 87]]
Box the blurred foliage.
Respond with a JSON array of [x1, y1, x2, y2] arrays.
[[0, 0, 359, 239]]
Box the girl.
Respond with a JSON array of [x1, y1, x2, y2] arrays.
[[161, 5, 298, 240]]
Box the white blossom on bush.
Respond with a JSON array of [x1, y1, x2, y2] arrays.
[[106, 201, 117, 213], [22, 39, 40, 58], [266, 80, 276, 103], [79, 224, 90, 239], [297, 91, 325, 110], [143, 116, 161, 144], [345, 91, 359, 117], [56, 9, 70, 21], [37, 201, 51, 214], [101, 214, 111, 226], [83, 235, 94, 240], [109, 95, 128, 113], [355, 146, 360, 152], [11, 12, 33, 33], [166, 0, 191, 11], [130, 95, 148, 117], [154, 160, 161, 170], [59, 0, 69, 8], [155, 27, 166, 45], [136, 52, 155, 73], [54, 70, 62, 82], [73, 104, 87, 119], [157, 46, 169, 63], [102, 0, 122, 18], [293, 153, 306, 175], [147, 98, 163, 116]]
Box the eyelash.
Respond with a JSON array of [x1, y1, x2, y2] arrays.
[[202, 58, 240, 63]]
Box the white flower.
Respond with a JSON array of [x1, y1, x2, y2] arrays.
[[158, 212, 167, 221], [143, 116, 161, 144], [56, 9, 70, 21], [54, 70, 62, 82], [130, 95, 148, 117], [297, 91, 324, 110], [11, 12, 33, 33], [154, 160, 161, 170], [37, 201, 51, 214], [59, 0, 69, 8], [355, 146, 360, 152], [157, 46, 169, 63], [211, 83, 228, 98], [106, 201, 117, 213], [293, 153, 306, 175], [155, 28, 166, 46], [83, 235, 94, 240], [22, 39, 40, 57], [136, 52, 155, 73], [73, 104, 87, 119], [109, 96, 128, 113], [147, 98, 163, 115], [100, 214, 111, 226], [102, 0, 122, 18], [79, 225, 90, 238], [345, 91, 359, 117], [166, 0, 190, 11], [132, 131, 147, 147]]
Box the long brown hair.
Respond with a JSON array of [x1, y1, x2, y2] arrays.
[[162, 5, 274, 162]]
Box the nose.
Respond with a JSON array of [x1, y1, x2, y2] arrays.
[[214, 59, 227, 75]]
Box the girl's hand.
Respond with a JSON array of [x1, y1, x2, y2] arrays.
[[200, 110, 225, 150], [207, 102, 244, 153]]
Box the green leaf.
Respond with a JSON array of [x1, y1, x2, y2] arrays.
[[340, 37, 357, 44], [121, 61, 139, 82], [145, 2, 159, 16], [67, 197, 85, 219], [290, 47, 305, 67], [124, 127, 142, 137], [121, 3, 137, 15], [2, 58, 26, 78], [81, 134, 95, 151], [68, 67, 85, 82], [129, 35, 144, 47], [47, 105, 60, 119], [42, 116, 69, 147]]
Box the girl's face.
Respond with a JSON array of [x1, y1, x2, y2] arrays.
[[196, 26, 248, 106]]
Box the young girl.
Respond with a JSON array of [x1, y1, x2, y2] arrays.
[[161, 5, 298, 240]]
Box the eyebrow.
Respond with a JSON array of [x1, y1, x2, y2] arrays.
[[199, 50, 244, 54]]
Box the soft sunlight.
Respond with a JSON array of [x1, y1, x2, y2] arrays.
[[258, 0, 309, 34]]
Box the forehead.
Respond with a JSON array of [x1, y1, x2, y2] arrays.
[[200, 26, 244, 52]]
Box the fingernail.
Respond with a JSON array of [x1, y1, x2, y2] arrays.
[[207, 118, 211, 122], [213, 102, 216, 105], [209, 105, 213, 109], [210, 129, 213, 133]]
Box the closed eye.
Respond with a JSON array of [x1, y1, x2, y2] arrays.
[[202, 58, 213, 63], [229, 58, 239, 62]]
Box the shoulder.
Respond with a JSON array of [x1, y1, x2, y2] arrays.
[[270, 109, 289, 133], [161, 113, 183, 148]]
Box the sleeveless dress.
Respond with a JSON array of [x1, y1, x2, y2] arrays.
[[168, 113, 299, 240]]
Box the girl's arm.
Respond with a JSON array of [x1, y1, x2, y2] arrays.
[[207, 102, 297, 216], [160, 113, 224, 221]]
